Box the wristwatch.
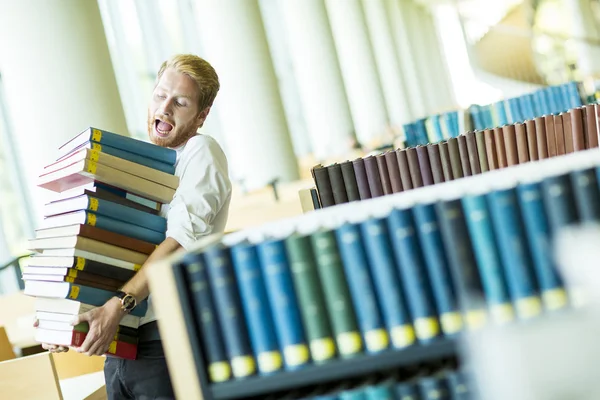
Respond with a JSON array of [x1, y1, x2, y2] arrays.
[[115, 290, 137, 313]]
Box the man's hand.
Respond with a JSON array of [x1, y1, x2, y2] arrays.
[[72, 297, 126, 357], [33, 318, 70, 353]]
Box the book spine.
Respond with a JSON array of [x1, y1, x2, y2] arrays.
[[493, 127, 507, 168], [515, 123, 530, 164], [418, 376, 450, 400], [284, 235, 336, 363], [387, 209, 441, 342], [427, 144, 445, 184], [73, 257, 136, 282], [457, 135, 472, 177], [376, 154, 393, 195], [541, 174, 580, 232], [93, 127, 176, 165], [585, 104, 599, 148], [360, 218, 415, 348], [230, 244, 283, 374], [384, 151, 403, 193], [534, 116, 549, 159], [462, 195, 514, 325], [447, 138, 463, 179], [180, 255, 232, 380], [313, 166, 335, 207], [465, 131, 481, 175], [70, 331, 137, 360], [406, 148, 423, 188], [562, 112, 575, 154], [204, 246, 256, 378], [516, 183, 568, 311], [487, 189, 543, 320], [327, 164, 349, 205], [364, 156, 384, 198], [416, 146, 434, 186], [92, 197, 166, 233], [570, 107, 586, 151], [396, 149, 414, 190], [88, 212, 165, 244], [91, 142, 175, 175], [340, 161, 360, 202], [445, 370, 471, 400], [412, 204, 462, 336], [502, 125, 518, 167], [525, 119, 539, 161], [311, 230, 362, 358], [435, 200, 487, 329], [335, 224, 389, 354], [439, 142, 454, 181], [544, 115, 558, 157], [394, 382, 419, 399], [256, 240, 309, 370], [352, 158, 372, 200], [570, 168, 600, 222], [484, 129, 499, 170], [554, 115, 566, 156]]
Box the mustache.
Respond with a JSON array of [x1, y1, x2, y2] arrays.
[[154, 114, 175, 125]]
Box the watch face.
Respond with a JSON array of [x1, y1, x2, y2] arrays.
[[122, 295, 136, 310]]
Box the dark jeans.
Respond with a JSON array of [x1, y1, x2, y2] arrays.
[[104, 340, 175, 400]]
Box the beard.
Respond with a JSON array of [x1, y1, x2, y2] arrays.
[[147, 111, 199, 149]]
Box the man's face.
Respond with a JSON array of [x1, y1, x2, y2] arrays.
[[148, 67, 208, 148]]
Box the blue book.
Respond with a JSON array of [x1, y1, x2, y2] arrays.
[[462, 195, 514, 324], [339, 387, 367, 400], [418, 376, 450, 400], [394, 381, 420, 400], [181, 253, 231, 383], [470, 105, 484, 131], [415, 119, 429, 145], [88, 141, 175, 175], [256, 239, 310, 370], [493, 102, 509, 126], [503, 99, 514, 124], [487, 189, 542, 320], [516, 183, 567, 312], [566, 81, 582, 108], [387, 209, 441, 343], [45, 194, 166, 233], [450, 112, 460, 137], [411, 204, 462, 336], [360, 218, 415, 349], [551, 86, 565, 113], [570, 168, 600, 222], [481, 105, 494, 129], [541, 174, 579, 232], [59, 127, 177, 165], [403, 123, 417, 148], [529, 93, 542, 117], [365, 381, 395, 400], [431, 115, 444, 142], [508, 98, 523, 123], [230, 242, 282, 375], [203, 245, 256, 379], [534, 89, 551, 115], [23, 280, 147, 317], [435, 200, 487, 329], [335, 223, 389, 353], [445, 370, 471, 400], [545, 87, 560, 114]]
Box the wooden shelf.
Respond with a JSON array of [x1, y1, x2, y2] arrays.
[[211, 339, 457, 400]]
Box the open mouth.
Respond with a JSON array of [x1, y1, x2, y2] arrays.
[[155, 119, 174, 137]]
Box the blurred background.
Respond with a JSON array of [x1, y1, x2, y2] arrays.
[[0, 0, 599, 295]]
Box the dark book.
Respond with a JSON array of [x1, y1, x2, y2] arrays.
[[570, 107, 586, 151], [22, 273, 121, 292], [396, 149, 414, 190], [475, 130, 489, 172], [525, 119, 539, 161], [384, 151, 403, 193], [340, 161, 360, 202], [465, 131, 481, 175], [534, 116, 549, 159], [376, 154, 394, 195], [585, 104, 599, 148], [553, 115, 566, 156], [327, 163, 349, 205], [514, 123, 529, 164], [310, 230, 362, 358], [312, 165, 335, 208], [203, 245, 256, 378], [570, 168, 600, 222], [364, 156, 384, 198], [439, 142, 454, 181], [416, 146, 434, 186], [230, 243, 282, 374], [447, 138, 463, 179], [544, 115, 558, 157], [427, 144, 445, 184], [352, 158, 372, 200], [26, 255, 137, 283], [180, 253, 231, 382], [493, 127, 507, 168], [484, 129, 499, 170], [406, 148, 424, 188], [435, 200, 487, 328], [418, 376, 450, 400], [285, 234, 335, 363], [541, 174, 579, 235], [562, 112, 575, 153], [502, 125, 519, 167], [457, 135, 472, 177]]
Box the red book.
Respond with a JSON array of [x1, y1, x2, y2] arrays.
[[35, 328, 137, 360]]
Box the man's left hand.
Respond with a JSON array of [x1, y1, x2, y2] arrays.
[[72, 297, 125, 357]]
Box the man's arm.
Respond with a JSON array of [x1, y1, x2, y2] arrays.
[[71, 237, 181, 356]]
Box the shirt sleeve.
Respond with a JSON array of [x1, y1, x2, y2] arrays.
[[165, 137, 232, 250]]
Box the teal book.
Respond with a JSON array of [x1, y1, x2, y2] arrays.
[[58, 127, 177, 165]]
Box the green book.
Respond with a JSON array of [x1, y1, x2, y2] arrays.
[[285, 234, 336, 363], [310, 230, 362, 358]]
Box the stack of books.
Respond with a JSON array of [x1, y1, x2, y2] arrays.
[[312, 103, 600, 208], [23, 127, 179, 359]]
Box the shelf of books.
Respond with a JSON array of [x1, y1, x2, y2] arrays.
[[24, 126, 179, 360], [149, 93, 600, 400]]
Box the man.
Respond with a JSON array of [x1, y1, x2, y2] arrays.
[[40, 54, 232, 399]]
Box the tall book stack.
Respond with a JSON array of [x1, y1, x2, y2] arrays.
[[23, 127, 178, 360], [148, 146, 600, 400], [312, 102, 600, 208]]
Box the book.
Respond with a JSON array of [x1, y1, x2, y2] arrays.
[[34, 304, 140, 329], [57, 127, 176, 165], [34, 328, 137, 360]]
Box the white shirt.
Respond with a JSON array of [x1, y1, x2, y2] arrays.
[[140, 134, 232, 325]]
